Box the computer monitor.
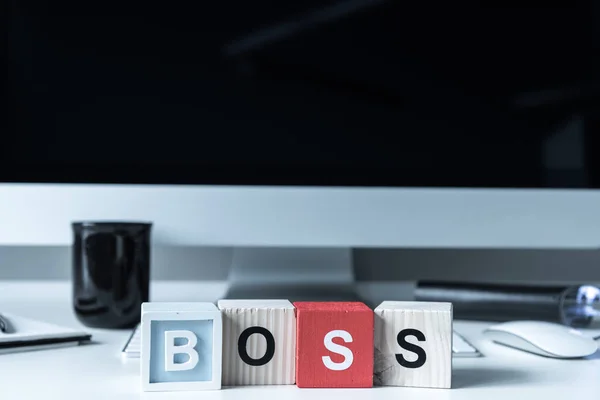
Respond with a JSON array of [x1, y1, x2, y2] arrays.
[[3, 2, 600, 299]]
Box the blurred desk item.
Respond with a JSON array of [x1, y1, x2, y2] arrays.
[[452, 330, 482, 357], [0, 313, 91, 355], [0, 313, 9, 333], [416, 281, 600, 328], [121, 324, 141, 359], [483, 320, 598, 359]]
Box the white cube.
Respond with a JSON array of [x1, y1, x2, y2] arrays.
[[218, 299, 296, 385], [373, 301, 453, 389], [140, 302, 223, 392]]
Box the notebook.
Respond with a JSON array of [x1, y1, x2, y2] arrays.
[[0, 313, 92, 355], [121, 324, 482, 358]]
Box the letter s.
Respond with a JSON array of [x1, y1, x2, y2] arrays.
[[322, 330, 353, 371], [396, 328, 426, 369]]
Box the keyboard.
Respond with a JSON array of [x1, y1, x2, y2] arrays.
[[121, 325, 142, 359], [122, 325, 482, 359], [451, 330, 482, 357]]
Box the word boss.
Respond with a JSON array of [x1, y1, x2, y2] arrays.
[[140, 300, 453, 391]]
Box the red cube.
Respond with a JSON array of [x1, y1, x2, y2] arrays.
[[294, 302, 374, 388]]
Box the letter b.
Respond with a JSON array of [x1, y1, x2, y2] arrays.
[[164, 330, 199, 372]]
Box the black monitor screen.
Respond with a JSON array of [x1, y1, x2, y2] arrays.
[[4, 2, 600, 188]]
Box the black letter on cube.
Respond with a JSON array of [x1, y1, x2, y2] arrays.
[[396, 329, 426, 369], [238, 326, 276, 366]]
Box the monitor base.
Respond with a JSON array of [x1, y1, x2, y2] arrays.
[[224, 247, 363, 303]]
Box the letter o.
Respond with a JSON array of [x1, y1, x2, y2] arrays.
[[238, 326, 276, 366]]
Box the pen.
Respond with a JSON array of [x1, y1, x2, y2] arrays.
[[0, 313, 9, 333]]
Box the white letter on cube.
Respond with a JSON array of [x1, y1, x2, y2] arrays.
[[164, 330, 199, 372], [373, 301, 453, 389], [322, 330, 353, 371], [140, 302, 223, 392], [218, 299, 296, 385]]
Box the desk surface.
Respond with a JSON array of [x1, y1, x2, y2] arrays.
[[1, 281, 599, 400]]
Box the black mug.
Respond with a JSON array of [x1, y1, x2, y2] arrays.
[[72, 221, 152, 329]]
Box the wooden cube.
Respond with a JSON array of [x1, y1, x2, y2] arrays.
[[140, 302, 223, 392], [218, 299, 296, 386], [373, 301, 453, 389], [294, 302, 373, 388]]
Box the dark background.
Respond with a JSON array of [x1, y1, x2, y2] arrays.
[[4, 1, 600, 187]]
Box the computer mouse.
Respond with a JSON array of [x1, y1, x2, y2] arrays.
[[483, 320, 598, 359]]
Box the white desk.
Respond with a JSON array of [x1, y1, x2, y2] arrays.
[[1, 281, 599, 400]]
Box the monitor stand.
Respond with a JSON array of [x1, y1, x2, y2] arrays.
[[225, 247, 362, 303]]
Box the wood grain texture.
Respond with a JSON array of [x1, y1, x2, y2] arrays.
[[374, 301, 453, 389], [294, 302, 373, 388], [218, 299, 296, 386]]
